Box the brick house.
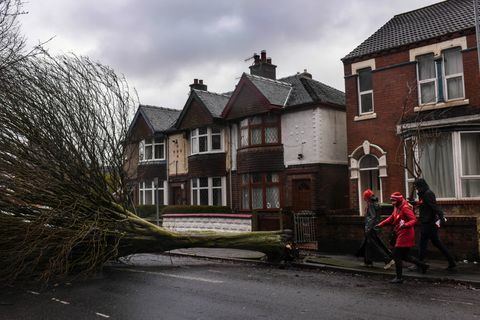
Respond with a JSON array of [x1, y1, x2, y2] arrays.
[[126, 105, 180, 206], [125, 50, 349, 231], [222, 51, 348, 230], [342, 0, 480, 216], [170, 80, 231, 206]]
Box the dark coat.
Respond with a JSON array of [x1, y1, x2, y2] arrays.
[[414, 178, 445, 224], [364, 197, 380, 233]]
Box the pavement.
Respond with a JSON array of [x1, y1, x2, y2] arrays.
[[168, 247, 480, 287]]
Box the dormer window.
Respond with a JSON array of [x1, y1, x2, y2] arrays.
[[139, 137, 165, 162], [190, 127, 223, 155], [239, 114, 280, 147]]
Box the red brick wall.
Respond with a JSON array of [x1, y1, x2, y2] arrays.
[[178, 99, 214, 130], [317, 215, 479, 260], [188, 153, 227, 177], [225, 78, 272, 120], [344, 36, 480, 211]]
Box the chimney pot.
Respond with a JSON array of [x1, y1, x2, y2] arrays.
[[261, 50, 267, 62], [199, 79, 203, 84], [190, 79, 208, 91], [194, 79, 198, 84], [267, 58, 272, 64]]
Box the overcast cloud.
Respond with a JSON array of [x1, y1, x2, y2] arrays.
[[20, 0, 440, 109]]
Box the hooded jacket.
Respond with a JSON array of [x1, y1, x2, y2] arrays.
[[364, 196, 380, 233], [414, 178, 445, 224]]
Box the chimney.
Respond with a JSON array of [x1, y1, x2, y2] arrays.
[[189, 78, 208, 91], [301, 69, 312, 79], [249, 49, 277, 80]]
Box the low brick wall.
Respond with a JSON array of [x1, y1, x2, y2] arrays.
[[317, 215, 480, 261], [162, 213, 252, 232]]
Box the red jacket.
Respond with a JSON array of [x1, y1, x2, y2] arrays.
[[378, 200, 417, 248]]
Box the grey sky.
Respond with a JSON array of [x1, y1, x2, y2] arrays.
[[20, 0, 440, 109]]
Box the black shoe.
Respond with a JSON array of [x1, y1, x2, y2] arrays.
[[390, 277, 403, 284], [420, 264, 429, 274], [446, 263, 457, 271], [408, 265, 419, 272]]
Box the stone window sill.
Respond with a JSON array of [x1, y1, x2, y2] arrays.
[[354, 113, 377, 121], [414, 99, 469, 112]]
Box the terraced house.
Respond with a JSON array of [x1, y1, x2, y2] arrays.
[[126, 50, 349, 230], [342, 0, 480, 257]]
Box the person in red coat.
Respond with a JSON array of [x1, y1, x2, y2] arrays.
[[376, 192, 429, 283]]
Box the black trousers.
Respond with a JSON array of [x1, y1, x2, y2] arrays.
[[419, 224, 455, 265], [364, 229, 392, 264], [393, 247, 427, 279]]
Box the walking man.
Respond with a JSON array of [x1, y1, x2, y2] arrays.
[[413, 178, 456, 270]]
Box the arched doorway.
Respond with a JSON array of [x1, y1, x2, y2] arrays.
[[358, 154, 381, 214]]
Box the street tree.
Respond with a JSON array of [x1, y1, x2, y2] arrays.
[[0, 0, 288, 285]]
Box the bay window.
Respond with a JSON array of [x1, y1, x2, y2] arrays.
[[406, 131, 480, 199], [241, 173, 281, 210], [358, 67, 373, 114], [139, 137, 165, 162], [191, 127, 223, 154], [239, 114, 280, 147], [191, 177, 226, 206], [139, 179, 165, 205]]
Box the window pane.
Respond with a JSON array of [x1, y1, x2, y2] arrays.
[[211, 127, 221, 134], [192, 179, 198, 188], [265, 127, 278, 143], [252, 187, 263, 209], [154, 137, 163, 144], [242, 174, 249, 184], [139, 140, 145, 161], [266, 187, 280, 208], [251, 173, 262, 184], [266, 173, 279, 183], [251, 128, 262, 144], [417, 54, 435, 80], [145, 145, 153, 160], [446, 76, 463, 100], [360, 154, 379, 169], [419, 133, 455, 198], [241, 128, 249, 147], [200, 189, 209, 205], [360, 93, 373, 113], [240, 118, 248, 127], [145, 190, 153, 205], [461, 180, 480, 198], [199, 136, 207, 152], [213, 188, 222, 206], [199, 177, 208, 187], [191, 137, 198, 154], [444, 48, 463, 76], [420, 82, 436, 104], [154, 144, 164, 159], [139, 190, 144, 205], [158, 191, 164, 205], [198, 127, 207, 135], [212, 134, 221, 150], [358, 68, 372, 91], [192, 190, 198, 205], [212, 177, 222, 187], [461, 133, 480, 176], [242, 188, 249, 209]]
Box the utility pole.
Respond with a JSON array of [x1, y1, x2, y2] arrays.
[[475, 0, 480, 71]]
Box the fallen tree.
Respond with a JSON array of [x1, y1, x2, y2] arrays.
[[0, 2, 289, 285]]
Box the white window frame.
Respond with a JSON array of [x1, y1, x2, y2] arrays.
[[442, 47, 465, 102], [416, 53, 437, 105], [139, 137, 165, 162], [190, 127, 224, 155], [404, 131, 480, 200], [139, 180, 166, 205], [190, 177, 226, 206], [357, 67, 374, 115]]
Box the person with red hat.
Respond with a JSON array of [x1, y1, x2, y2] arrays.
[[376, 191, 429, 283], [356, 189, 393, 269]]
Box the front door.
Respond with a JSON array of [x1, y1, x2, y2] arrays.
[[358, 154, 381, 214], [292, 179, 312, 212], [171, 186, 184, 205]]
